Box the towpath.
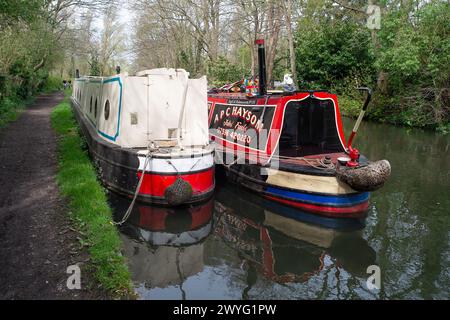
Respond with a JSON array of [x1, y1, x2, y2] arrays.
[[0, 92, 100, 299]]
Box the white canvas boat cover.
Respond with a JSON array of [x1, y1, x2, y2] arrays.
[[73, 68, 209, 148]]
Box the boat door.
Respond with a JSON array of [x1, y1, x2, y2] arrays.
[[279, 95, 346, 157]]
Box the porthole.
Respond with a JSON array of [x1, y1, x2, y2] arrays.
[[94, 99, 98, 118], [104, 100, 110, 120], [90, 96, 93, 113]]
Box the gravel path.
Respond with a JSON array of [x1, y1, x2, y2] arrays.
[[0, 92, 102, 299]]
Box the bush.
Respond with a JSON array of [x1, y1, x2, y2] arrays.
[[0, 73, 61, 128], [0, 95, 34, 129], [338, 96, 362, 118], [293, 1, 449, 131], [295, 19, 375, 90], [41, 76, 63, 93]]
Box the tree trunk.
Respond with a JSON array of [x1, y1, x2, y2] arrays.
[[265, 1, 281, 87], [251, 45, 257, 77], [33, 58, 46, 72], [367, 0, 385, 93], [284, 0, 298, 88]]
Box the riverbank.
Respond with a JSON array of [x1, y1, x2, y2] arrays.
[[338, 94, 450, 134], [0, 92, 105, 299], [51, 94, 134, 298]]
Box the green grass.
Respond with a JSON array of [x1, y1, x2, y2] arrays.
[[51, 96, 134, 298]]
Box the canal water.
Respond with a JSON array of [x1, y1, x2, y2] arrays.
[[110, 118, 449, 300]]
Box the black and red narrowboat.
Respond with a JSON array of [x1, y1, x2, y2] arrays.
[[207, 39, 390, 222]]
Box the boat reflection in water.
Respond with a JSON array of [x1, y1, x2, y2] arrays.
[[112, 184, 377, 299], [213, 185, 377, 296], [110, 194, 213, 294]]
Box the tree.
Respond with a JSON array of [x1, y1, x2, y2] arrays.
[[283, 0, 298, 88], [294, 18, 374, 90], [99, 5, 125, 75]]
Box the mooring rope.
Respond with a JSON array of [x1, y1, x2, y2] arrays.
[[176, 247, 187, 300], [270, 154, 336, 171], [112, 145, 155, 226], [166, 157, 202, 175], [214, 145, 335, 171]]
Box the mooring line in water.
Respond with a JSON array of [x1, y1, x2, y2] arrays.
[[112, 146, 155, 226], [176, 248, 187, 300]]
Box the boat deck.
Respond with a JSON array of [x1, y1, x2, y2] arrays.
[[277, 152, 369, 176]]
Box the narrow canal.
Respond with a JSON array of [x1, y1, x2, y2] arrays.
[[110, 119, 450, 299]]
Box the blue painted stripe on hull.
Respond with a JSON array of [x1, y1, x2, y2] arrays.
[[265, 187, 369, 206]]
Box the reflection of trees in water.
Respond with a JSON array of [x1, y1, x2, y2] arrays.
[[343, 118, 450, 299]]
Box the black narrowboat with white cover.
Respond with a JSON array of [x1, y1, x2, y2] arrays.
[[71, 68, 214, 206]]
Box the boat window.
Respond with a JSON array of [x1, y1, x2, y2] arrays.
[[94, 99, 98, 118], [104, 100, 110, 120], [90, 96, 93, 113], [278, 97, 345, 157]]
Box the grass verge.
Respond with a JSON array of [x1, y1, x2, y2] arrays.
[[51, 96, 134, 298]]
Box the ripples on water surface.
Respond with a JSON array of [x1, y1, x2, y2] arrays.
[[110, 119, 450, 300]]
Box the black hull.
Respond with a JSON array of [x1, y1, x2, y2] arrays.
[[70, 98, 214, 205]]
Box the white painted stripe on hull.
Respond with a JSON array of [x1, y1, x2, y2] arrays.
[[137, 152, 214, 173], [265, 168, 356, 195]]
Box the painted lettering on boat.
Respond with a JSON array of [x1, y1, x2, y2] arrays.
[[227, 99, 255, 105], [210, 103, 275, 148]]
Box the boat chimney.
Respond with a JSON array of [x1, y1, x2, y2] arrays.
[[255, 38, 267, 96]]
